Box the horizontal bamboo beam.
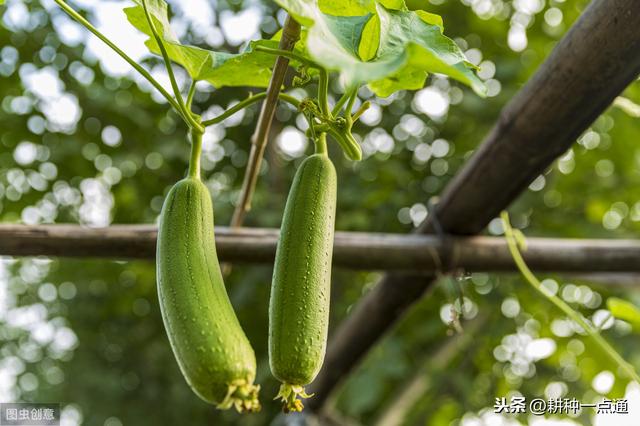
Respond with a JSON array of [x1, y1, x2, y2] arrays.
[[2, 224, 640, 273]]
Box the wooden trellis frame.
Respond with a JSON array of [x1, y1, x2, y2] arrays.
[[2, 0, 640, 421]]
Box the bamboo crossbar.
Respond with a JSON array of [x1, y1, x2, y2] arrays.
[[1, 224, 640, 274]]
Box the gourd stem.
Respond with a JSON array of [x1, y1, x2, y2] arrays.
[[318, 69, 331, 118], [314, 133, 328, 155], [188, 128, 203, 180], [141, 0, 203, 132], [345, 90, 358, 124], [186, 80, 197, 110], [331, 91, 351, 116], [202, 92, 300, 127], [352, 100, 371, 122]]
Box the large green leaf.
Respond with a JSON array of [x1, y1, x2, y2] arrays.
[[277, 0, 485, 97], [123, 0, 277, 88], [123, 0, 483, 96]]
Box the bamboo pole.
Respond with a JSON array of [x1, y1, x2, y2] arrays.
[[2, 225, 640, 274], [231, 16, 301, 228]]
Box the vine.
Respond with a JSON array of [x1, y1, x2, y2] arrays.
[[501, 211, 640, 384]]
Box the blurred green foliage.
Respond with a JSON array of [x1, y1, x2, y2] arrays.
[[1, 0, 640, 425]]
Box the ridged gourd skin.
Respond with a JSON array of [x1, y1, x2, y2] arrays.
[[269, 153, 337, 412], [156, 178, 260, 412]]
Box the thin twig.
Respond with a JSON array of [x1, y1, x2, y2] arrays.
[[230, 16, 301, 228]]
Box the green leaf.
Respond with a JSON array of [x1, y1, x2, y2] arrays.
[[319, 0, 371, 15], [607, 297, 640, 330], [358, 15, 380, 61], [123, 0, 278, 88], [322, 13, 372, 57], [318, 0, 405, 15], [276, 0, 485, 97], [416, 10, 444, 31]]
